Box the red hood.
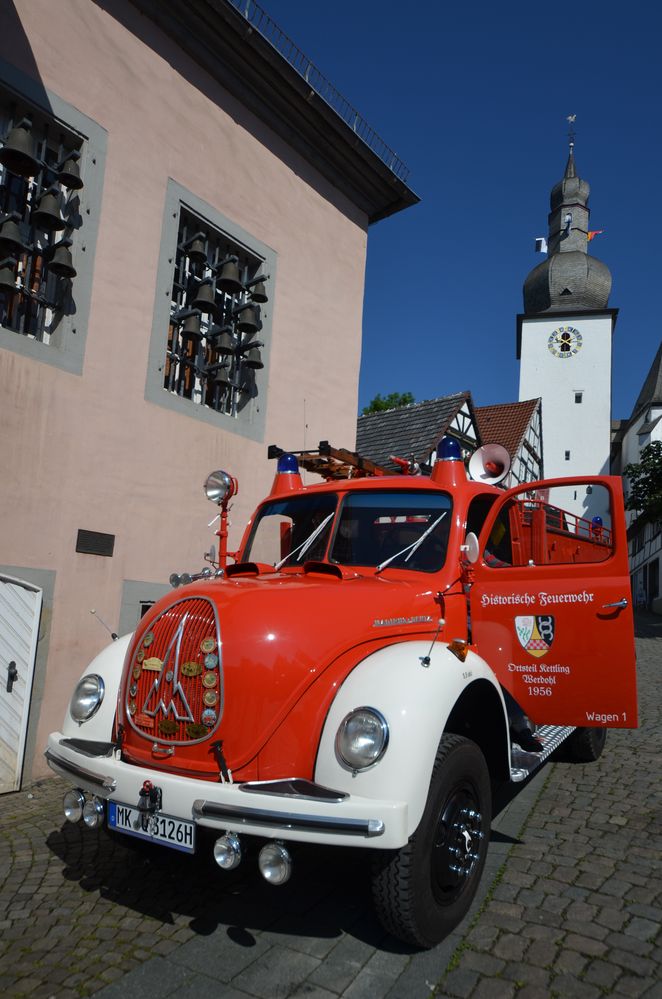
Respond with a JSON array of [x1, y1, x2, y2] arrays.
[[119, 567, 440, 776]]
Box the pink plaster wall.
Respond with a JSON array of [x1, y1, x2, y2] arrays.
[[0, 0, 368, 777]]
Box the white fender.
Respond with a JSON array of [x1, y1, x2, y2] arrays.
[[314, 640, 508, 838], [61, 634, 133, 741]]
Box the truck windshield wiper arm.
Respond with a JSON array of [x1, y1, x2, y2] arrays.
[[275, 512, 335, 570], [375, 512, 447, 575]]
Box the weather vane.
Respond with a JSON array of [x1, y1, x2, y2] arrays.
[[566, 113, 577, 149]]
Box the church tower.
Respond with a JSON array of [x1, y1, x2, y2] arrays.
[[517, 133, 617, 513]]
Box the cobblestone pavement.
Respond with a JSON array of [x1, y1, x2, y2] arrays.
[[1, 614, 660, 999]]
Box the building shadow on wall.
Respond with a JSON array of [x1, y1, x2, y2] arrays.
[[92, 0, 367, 228], [0, 1, 54, 114]]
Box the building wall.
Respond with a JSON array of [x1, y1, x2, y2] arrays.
[[0, 0, 369, 778]]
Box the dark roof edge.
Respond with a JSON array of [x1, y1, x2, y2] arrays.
[[127, 0, 420, 224]]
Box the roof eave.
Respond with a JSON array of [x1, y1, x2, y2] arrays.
[[127, 0, 420, 223]]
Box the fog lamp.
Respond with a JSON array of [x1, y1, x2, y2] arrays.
[[213, 832, 242, 870], [82, 797, 104, 828], [63, 789, 85, 823], [258, 841, 292, 885]]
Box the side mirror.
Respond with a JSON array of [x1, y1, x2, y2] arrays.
[[461, 532, 480, 564]]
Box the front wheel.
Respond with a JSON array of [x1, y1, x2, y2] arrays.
[[563, 726, 607, 762], [371, 733, 491, 948]]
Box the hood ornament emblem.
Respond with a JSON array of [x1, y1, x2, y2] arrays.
[[142, 615, 195, 723]]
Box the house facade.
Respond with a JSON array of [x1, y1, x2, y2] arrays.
[[355, 392, 542, 484], [0, 0, 417, 788], [611, 342, 662, 611]]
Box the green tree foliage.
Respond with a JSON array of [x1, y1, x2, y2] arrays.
[[362, 391, 415, 415], [624, 440, 662, 521]]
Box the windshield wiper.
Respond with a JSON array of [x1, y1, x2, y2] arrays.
[[274, 512, 335, 570], [375, 512, 447, 575]]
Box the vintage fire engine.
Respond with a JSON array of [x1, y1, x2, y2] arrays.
[[46, 438, 637, 947]]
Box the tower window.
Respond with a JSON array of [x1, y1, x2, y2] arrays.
[[574, 391, 583, 404], [564, 451, 571, 461]]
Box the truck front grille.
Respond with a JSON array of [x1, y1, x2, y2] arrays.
[[124, 596, 223, 745]]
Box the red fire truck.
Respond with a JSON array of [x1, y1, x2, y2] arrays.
[[46, 438, 637, 947]]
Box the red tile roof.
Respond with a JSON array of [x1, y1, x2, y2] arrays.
[[474, 399, 540, 459]]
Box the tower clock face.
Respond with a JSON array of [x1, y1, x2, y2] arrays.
[[548, 326, 583, 358]]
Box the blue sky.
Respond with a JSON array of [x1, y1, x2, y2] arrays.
[[264, 0, 661, 421]]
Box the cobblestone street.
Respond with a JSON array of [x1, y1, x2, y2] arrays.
[[1, 614, 660, 999]]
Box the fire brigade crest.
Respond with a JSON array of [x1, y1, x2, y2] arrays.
[[514, 615, 555, 658]]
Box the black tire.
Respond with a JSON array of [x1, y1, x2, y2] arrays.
[[371, 734, 491, 949], [564, 727, 607, 762]]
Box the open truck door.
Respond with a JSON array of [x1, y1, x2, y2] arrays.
[[469, 477, 637, 729]]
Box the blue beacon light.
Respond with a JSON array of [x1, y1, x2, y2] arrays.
[[277, 453, 299, 474], [437, 437, 462, 462]]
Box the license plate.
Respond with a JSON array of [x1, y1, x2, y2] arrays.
[[107, 801, 196, 854]]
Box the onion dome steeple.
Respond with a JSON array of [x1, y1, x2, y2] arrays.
[[523, 129, 611, 314]]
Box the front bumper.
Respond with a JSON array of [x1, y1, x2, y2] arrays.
[[45, 734, 409, 849]]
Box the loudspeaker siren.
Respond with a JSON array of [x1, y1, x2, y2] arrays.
[[468, 443, 511, 485]]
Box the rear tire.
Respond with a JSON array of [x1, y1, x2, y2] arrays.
[[371, 734, 491, 948], [564, 727, 607, 762]]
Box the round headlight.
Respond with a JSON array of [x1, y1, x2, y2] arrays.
[[336, 707, 389, 772], [69, 674, 105, 723]]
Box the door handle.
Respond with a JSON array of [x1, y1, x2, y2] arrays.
[[6, 661, 18, 693], [601, 598, 628, 610]]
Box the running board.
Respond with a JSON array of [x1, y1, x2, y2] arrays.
[[510, 725, 574, 782]]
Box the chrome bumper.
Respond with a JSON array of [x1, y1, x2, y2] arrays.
[[45, 734, 408, 848]]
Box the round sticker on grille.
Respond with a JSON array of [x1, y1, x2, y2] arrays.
[[143, 632, 154, 648], [202, 672, 217, 688], [133, 666, 141, 680], [136, 649, 145, 663], [200, 637, 216, 654], [202, 708, 217, 727], [128, 700, 137, 715], [203, 690, 218, 706], [204, 653, 218, 669]]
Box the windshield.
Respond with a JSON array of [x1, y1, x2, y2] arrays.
[[243, 493, 337, 566], [330, 491, 452, 572], [244, 490, 452, 572]]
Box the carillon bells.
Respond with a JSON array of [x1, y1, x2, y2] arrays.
[[190, 278, 216, 314], [216, 255, 244, 295], [47, 238, 76, 279], [180, 310, 203, 340], [0, 214, 29, 255], [32, 186, 66, 231], [213, 329, 235, 355], [0, 118, 40, 177], [184, 231, 207, 266], [0, 257, 17, 292], [242, 347, 263, 369], [57, 149, 83, 190], [213, 364, 232, 388], [234, 302, 259, 334], [247, 274, 268, 303]]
